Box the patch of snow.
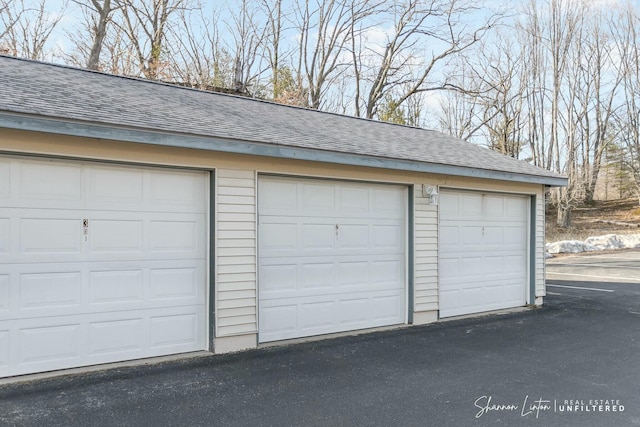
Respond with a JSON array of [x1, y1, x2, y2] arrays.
[[619, 234, 640, 248], [584, 234, 625, 250], [546, 240, 600, 254], [546, 233, 640, 255], [585, 233, 640, 250]]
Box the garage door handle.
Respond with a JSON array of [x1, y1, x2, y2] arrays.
[[336, 224, 339, 239]]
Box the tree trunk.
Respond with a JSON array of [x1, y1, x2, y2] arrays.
[[556, 202, 572, 228], [87, 0, 113, 70]]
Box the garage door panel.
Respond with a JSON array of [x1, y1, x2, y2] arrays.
[[506, 197, 528, 217], [339, 224, 369, 248], [372, 188, 405, 214], [89, 318, 145, 356], [0, 159, 10, 198], [87, 167, 144, 204], [149, 312, 200, 349], [0, 301, 205, 377], [439, 193, 460, 215], [0, 157, 207, 378], [301, 184, 335, 211], [20, 323, 82, 365], [260, 304, 297, 337], [0, 330, 8, 367], [461, 226, 483, 246], [460, 194, 482, 216], [258, 180, 298, 211], [0, 217, 8, 254], [336, 298, 368, 324], [371, 294, 403, 320], [21, 217, 82, 254], [148, 170, 206, 209], [439, 190, 528, 318], [0, 275, 8, 310], [337, 261, 368, 285], [301, 224, 335, 250], [259, 177, 406, 342], [1, 263, 204, 322], [458, 256, 483, 278], [483, 195, 505, 216], [149, 267, 200, 300], [505, 254, 526, 273], [483, 227, 504, 245], [301, 263, 335, 289], [370, 259, 404, 284], [20, 271, 82, 310], [439, 226, 459, 252], [90, 219, 143, 253], [259, 222, 297, 251], [20, 161, 83, 202], [505, 225, 527, 244], [260, 255, 404, 299], [301, 300, 335, 329], [259, 289, 404, 342], [90, 269, 143, 304], [339, 187, 369, 212], [150, 219, 200, 252], [484, 256, 505, 276], [259, 264, 297, 293], [438, 258, 459, 282], [371, 224, 403, 249]]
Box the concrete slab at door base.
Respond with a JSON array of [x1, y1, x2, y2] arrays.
[[412, 311, 438, 325], [214, 334, 257, 354]]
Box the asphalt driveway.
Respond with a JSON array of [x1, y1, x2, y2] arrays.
[[2, 252, 640, 427], [546, 249, 640, 284]]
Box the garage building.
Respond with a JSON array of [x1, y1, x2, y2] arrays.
[[0, 56, 566, 378]]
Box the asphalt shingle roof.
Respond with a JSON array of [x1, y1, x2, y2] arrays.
[[0, 55, 564, 184]]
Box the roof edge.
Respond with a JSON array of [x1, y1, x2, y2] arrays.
[[0, 112, 568, 187], [0, 55, 425, 132]]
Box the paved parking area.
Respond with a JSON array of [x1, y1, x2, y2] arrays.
[[547, 249, 640, 284], [1, 252, 639, 426]]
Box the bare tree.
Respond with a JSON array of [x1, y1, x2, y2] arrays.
[[436, 87, 481, 139], [459, 33, 528, 158], [352, 0, 502, 120], [0, 0, 21, 45], [0, 0, 66, 60], [114, 0, 189, 80], [260, 0, 287, 99], [580, 12, 624, 204], [65, 0, 121, 70], [86, 0, 119, 70], [225, 0, 266, 94], [293, 0, 381, 110], [615, 4, 640, 203], [165, 4, 236, 89]]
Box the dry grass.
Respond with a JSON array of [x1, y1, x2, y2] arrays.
[[546, 197, 640, 243]]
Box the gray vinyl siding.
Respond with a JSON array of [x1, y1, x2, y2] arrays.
[[535, 188, 546, 298], [413, 186, 439, 312], [215, 169, 258, 337]]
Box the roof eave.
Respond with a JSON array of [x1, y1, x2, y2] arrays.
[[0, 112, 568, 187]]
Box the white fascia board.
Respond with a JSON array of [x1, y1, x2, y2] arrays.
[[0, 112, 569, 187]]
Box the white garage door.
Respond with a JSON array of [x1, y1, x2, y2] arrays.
[[0, 156, 207, 378], [258, 176, 406, 343], [439, 190, 528, 318]]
